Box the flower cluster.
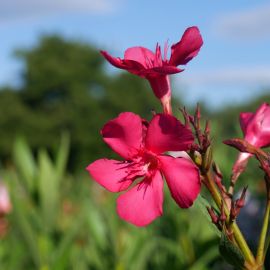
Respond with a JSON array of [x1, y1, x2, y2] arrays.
[[87, 26, 203, 226], [86, 25, 270, 237], [86, 24, 270, 270]]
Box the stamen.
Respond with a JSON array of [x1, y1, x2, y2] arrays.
[[163, 39, 169, 62], [155, 43, 162, 67]]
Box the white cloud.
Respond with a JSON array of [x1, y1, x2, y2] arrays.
[[0, 0, 117, 21], [216, 4, 270, 40], [181, 66, 270, 87]]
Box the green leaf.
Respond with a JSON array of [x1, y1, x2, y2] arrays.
[[55, 132, 70, 182], [38, 149, 58, 230], [52, 214, 84, 270], [219, 232, 245, 269], [13, 137, 36, 192], [192, 195, 221, 236], [86, 202, 107, 250], [11, 192, 40, 267]]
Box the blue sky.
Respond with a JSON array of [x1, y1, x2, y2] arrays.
[[1, 1, 270, 109]]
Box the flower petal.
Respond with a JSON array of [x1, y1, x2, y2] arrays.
[[100, 50, 145, 75], [145, 114, 194, 154], [124, 46, 155, 68], [254, 103, 270, 147], [117, 171, 163, 226], [100, 50, 127, 69], [150, 65, 183, 75], [102, 112, 143, 159], [159, 155, 200, 208], [232, 152, 251, 181], [239, 112, 254, 135], [241, 103, 270, 148], [169, 26, 203, 66], [86, 159, 134, 192]]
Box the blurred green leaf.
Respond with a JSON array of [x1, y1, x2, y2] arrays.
[[11, 192, 40, 267], [38, 149, 59, 230], [13, 136, 36, 192], [192, 195, 221, 236], [219, 231, 245, 269], [55, 132, 70, 181]]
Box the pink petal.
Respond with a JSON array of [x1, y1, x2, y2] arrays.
[[254, 103, 270, 147], [159, 155, 201, 208], [86, 159, 134, 192], [232, 152, 251, 181], [102, 112, 143, 159], [150, 65, 183, 75], [124, 46, 155, 68], [100, 50, 145, 75], [169, 26, 203, 66], [117, 171, 163, 226], [145, 114, 194, 154], [239, 112, 253, 135], [242, 103, 270, 148], [100, 50, 127, 69]]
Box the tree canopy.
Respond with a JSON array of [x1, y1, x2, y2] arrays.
[[0, 35, 161, 170]]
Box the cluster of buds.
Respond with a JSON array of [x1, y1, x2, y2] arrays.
[[230, 187, 247, 222], [181, 105, 212, 175], [182, 105, 211, 153], [207, 202, 227, 231], [186, 106, 251, 243]]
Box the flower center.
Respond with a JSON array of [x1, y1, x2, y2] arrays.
[[139, 150, 159, 172]]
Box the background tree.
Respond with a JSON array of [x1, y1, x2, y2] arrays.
[[0, 35, 161, 170]]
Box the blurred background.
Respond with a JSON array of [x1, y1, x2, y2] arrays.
[[0, 1, 269, 269]]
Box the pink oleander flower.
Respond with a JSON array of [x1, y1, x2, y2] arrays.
[[86, 112, 201, 226], [232, 103, 270, 179], [0, 183, 12, 216], [100, 27, 203, 115]]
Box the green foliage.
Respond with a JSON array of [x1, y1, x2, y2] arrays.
[[0, 137, 219, 269]]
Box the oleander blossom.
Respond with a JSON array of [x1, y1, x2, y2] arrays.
[[100, 26, 203, 115], [86, 112, 201, 226], [232, 103, 270, 179], [0, 183, 12, 216]]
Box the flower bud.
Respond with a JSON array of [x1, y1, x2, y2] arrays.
[[207, 206, 218, 224], [203, 146, 212, 172], [192, 151, 202, 166], [219, 203, 227, 223]]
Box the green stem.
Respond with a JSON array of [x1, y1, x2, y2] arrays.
[[264, 233, 270, 259], [256, 199, 270, 264], [204, 171, 256, 266]]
